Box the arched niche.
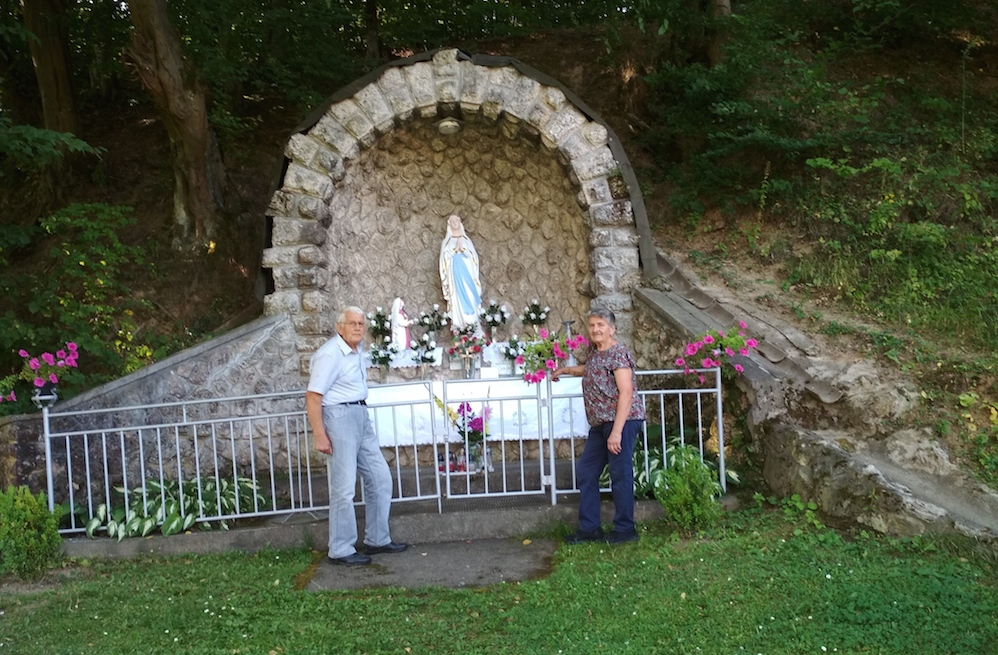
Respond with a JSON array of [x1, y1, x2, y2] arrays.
[[262, 48, 657, 371]]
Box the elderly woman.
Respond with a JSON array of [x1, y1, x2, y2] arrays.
[[553, 308, 646, 544]]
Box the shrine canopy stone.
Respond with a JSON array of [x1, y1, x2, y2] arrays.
[[262, 48, 654, 375]]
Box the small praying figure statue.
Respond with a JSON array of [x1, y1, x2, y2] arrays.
[[439, 214, 483, 332], [390, 297, 412, 348]]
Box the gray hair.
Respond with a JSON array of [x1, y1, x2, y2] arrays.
[[587, 307, 616, 326], [336, 306, 366, 325]]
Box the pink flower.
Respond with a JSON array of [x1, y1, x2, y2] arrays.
[[56, 350, 67, 360], [539, 328, 549, 339], [552, 343, 566, 359], [67, 342, 78, 352], [725, 348, 735, 357], [48, 373, 58, 384], [29, 358, 40, 371], [66, 354, 78, 368], [739, 348, 749, 356], [545, 359, 557, 370], [738, 320, 747, 329], [18, 349, 28, 357], [685, 343, 699, 356], [745, 338, 758, 348], [515, 355, 524, 365], [33, 377, 45, 387], [703, 335, 715, 345], [734, 364, 744, 373], [675, 357, 686, 367], [698, 374, 706, 384], [6, 391, 15, 402], [41, 352, 55, 366], [718, 331, 726, 339], [701, 358, 715, 368]]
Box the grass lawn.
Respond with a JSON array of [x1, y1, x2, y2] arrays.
[[2, 507, 996, 654]]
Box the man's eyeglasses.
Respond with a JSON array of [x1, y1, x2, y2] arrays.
[[341, 321, 366, 328]]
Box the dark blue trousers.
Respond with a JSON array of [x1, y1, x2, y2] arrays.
[[576, 419, 643, 535]]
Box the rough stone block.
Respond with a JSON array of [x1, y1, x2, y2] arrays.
[[283, 163, 333, 201], [459, 60, 489, 109], [271, 217, 327, 247], [272, 267, 299, 290], [591, 246, 640, 271], [503, 75, 540, 120], [292, 313, 321, 334], [582, 178, 612, 206], [297, 268, 319, 288], [353, 84, 395, 132], [377, 67, 416, 118], [582, 123, 609, 148], [261, 245, 299, 268], [558, 130, 599, 162], [541, 105, 587, 148], [297, 335, 329, 353], [592, 293, 633, 313], [403, 63, 436, 112], [589, 228, 613, 248], [314, 148, 347, 181], [310, 115, 359, 160], [573, 147, 619, 182], [263, 290, 302, 315], [590, 200, 633, 226], [301, 290, 330, 314], [481, 86, 506, 121], [285, 134, 320, 165], [297, 196, 325, 219], [540, 85, 568, 110], [268, 190, 296, 216], [594, 269, 617, 295], [297, 245, 325, 266], [432, 49, 462, 103], [327, 98, 363, 125]]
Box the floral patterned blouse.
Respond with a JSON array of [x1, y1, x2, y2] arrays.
[[581, 341, 645, 427]]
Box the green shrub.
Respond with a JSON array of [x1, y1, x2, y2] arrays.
[[653, 445, 723, 531], [0, 486, 63, 580]]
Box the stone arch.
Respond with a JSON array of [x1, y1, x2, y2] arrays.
[[262, 48, 657, 371]]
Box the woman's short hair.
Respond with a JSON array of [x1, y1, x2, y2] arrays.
[[587, 307, 616, 326]]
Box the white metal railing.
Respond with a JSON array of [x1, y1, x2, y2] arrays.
[[41, 369, 724, 535]]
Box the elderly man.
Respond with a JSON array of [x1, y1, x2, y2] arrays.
[[306, 306, 408, 566]]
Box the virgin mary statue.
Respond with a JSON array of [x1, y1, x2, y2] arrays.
[[439, 214, 483, 332]]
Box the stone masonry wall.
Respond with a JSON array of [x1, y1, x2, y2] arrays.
[[263, 48, 643, 373]]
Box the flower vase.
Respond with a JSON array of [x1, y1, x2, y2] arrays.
[[379, 364, 389, 383], [470, 442, 492, 474], [460, 354, 477, 379]]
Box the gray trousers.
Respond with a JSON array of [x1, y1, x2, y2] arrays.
[[322, 404, 394, 558]]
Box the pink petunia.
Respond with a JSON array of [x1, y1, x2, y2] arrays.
[[41, 352, 55, 366], [745, 338, 758, 348], [539, 328, 549, 339], [515, 355, 524, 365], [738, 320, 747, 329], [33, 377, 45, 387], [66, 354, 78, 367], [56, 350, 67, 360], [675, 358, 686, 367], [18, 349, 29, 357], [725, 348, 735, 357], [48, 373, 58, 384], [29, 358, 40, 371], [545, 359, 557, 370], [703, 335, 715, 345], [702, 358, 714, 368], [685, 343, 699, 356], [734, 364, 744, 373], [698, 375, 706, 384], [552, 343, 566, 359], [67, 342, 78, 352], [718, 331, 726, 339], [739, 348, 749, 356], [7, 391, 15, 402]]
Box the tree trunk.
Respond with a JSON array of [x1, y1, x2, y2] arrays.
[[124, 0, 225, 250], [20, 0, 78, 134], [706, 0, 731, 67], [364, 0, 379, 59]]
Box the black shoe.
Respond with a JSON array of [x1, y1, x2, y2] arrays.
[[366, 541, 408, 555], [607, 530, 639, 545], [328, 552, 372, 566], [564, 530, 606, 545]]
